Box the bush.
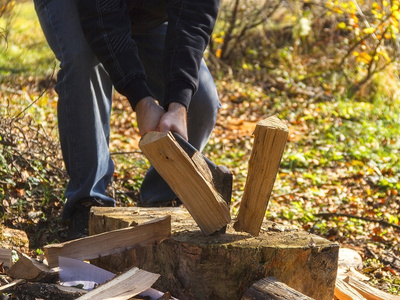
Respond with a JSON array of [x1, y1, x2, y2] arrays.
[[0, 0, 16, 41], [210, 0, 400, 101]]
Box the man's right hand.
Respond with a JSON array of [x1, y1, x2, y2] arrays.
[[135, 96, 165, 136]]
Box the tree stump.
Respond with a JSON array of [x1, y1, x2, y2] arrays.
[[89, 207, 338, 300]]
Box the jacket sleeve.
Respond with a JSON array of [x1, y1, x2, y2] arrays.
[[77, 0, 152, 110], [163, 0, 221, 110]]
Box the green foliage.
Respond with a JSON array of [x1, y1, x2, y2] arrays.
[[210, 0, 400, 102], [0, 2, 55, 77]]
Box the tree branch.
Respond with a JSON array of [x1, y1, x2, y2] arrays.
[[315, 212, 400, 230]]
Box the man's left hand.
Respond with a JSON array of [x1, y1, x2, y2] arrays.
[[158, 102, 188, 141]]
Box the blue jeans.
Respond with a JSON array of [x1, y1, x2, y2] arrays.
[[34, 0, 220, 216]]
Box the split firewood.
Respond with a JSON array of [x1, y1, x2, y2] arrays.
[[139, 131, 231, 236], [7, 252, 58, 282], [337, 266, 370, 281], [344, 276, 400, 300], [334, 277, 366, 300], [241, 277, 314, 300], [0, 248, 12, 268], [77, 266, 160, 300], [234, 115, 288, 236], [45, 215, 171, 268]]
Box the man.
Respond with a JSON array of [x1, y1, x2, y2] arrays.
[[34, 0, 220, 239]]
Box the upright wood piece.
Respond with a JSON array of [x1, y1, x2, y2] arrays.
[[241, 277, 314, 300], [234, 115, 288, 236], [139, 131, 231, 235], [77, 266, 159, 300], [45, 216, 171, 268]]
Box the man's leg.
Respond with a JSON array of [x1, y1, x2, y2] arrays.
[[34, 0, 115, 226], [133, 23, 221, 205]]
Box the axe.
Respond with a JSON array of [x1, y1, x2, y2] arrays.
[[171, 132, 233, 208]]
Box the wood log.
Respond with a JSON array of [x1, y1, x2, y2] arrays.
[[77, 266, 159, 300], [344, 276, 400, 300], [234, 115, 288, 236], [45, 215, 171, 268], [90, 207, 339, 300], [241, 277, 314, 299], [139, 131, 231, 235], [7, 252, 58, 282]]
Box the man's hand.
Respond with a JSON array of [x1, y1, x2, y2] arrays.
[[158, 102, 188, 141], [135, 96, 165, 136]]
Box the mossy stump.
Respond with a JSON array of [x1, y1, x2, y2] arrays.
[[89, 207, 339, 300]]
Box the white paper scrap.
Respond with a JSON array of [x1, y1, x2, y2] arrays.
[[59, 256, 115, 290], [139, 288, 179, 300]]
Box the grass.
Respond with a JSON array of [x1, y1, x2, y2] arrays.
[[1, 1, 400, 295], [0, 2, 55, 77]]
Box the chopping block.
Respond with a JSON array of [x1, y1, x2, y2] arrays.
[[89, 207, 339, 300]]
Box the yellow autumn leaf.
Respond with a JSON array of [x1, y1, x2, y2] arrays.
[[338, 22, 347, 29], [351, 160, 364, 167], [359, 51, 372, 63], [350, 14, 359, 24], [380, 51, 391, 62], [215, 49, 222, 58], [363, 27, 376, 34], [393, 10, 400, 20], [373, 2, 382, 11]]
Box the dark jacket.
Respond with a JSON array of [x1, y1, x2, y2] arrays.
[[78, 0, 220, 110]]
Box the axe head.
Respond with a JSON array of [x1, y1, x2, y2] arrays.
[[171, 132, 233, 207]]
